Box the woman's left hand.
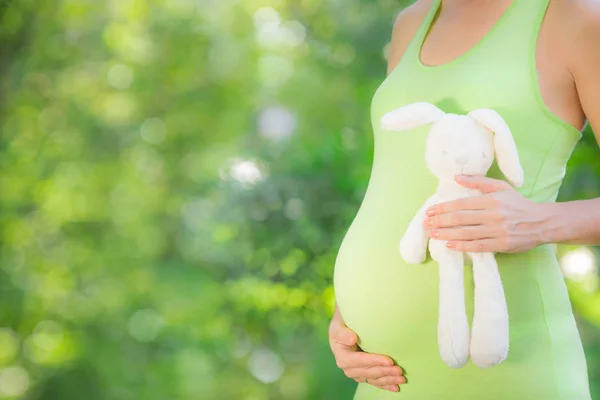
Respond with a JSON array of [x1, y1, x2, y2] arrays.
[[423, 175, 552, 253]]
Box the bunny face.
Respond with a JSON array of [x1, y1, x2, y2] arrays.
[[380, 102, 524, 187], [425, 114, 495, 181]]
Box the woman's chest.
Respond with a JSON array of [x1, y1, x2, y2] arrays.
[[415, 0, 583, 132]]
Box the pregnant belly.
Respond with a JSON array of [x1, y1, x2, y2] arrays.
[[332, 202, 443, 361], [332, 197, 583, 398]]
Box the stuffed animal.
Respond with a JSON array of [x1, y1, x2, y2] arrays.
[[380, 102, 524, 369]]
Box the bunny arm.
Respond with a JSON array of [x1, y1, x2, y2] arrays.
[[381, 102, 445, 132], [469, 252, 509, 368], [399, 195, 438, 264]]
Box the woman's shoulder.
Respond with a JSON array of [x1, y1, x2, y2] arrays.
[[392, 0, 434, 31], [548, 0, 600, 40], [551, 0, 600, 133], [387, 0, 434, 74], [548, 0, 600, 74]]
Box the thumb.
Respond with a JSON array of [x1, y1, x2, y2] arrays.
[[455, 175, 511, 193], [330, 320, 358, 346], [338, 327, 358, 346]]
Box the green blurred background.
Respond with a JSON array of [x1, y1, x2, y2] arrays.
[[0, 0, 598, 398]]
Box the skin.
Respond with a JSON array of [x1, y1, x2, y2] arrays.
[[328, 0, 600, 392]]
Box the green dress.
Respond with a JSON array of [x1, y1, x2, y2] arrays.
[[332, 0, 592, 398]]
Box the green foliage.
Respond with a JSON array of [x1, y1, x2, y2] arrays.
[[0, 0, 598, 399]]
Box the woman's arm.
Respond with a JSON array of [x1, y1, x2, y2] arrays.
[[423, 3, 600, 252], [546, 1, 600, 246], [538, 200, 600, 246], [424, 175, 600, 253]]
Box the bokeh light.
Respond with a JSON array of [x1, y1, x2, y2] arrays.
[[258, 106, 296, 141], [248, 347, 285, 384], [561, 247, 597, 280], [0, 366, 29, 397]]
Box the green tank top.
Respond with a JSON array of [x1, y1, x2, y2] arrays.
[[373, 0, 582, 201], [333, 0, 591, 398]]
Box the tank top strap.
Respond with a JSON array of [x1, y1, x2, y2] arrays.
[[460, 0, 550, 65], [401, 0, 441, 65], [400, 0, 552, 72], [479, 0, 551, 61]]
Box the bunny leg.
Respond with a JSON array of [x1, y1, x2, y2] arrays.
[[430, 240, 469, 368], [469, 252, 509, 368]]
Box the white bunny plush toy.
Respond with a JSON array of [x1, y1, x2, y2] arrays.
[[380, 102, 524, 369]]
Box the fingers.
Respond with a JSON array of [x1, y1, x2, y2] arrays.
[[344, 365, 406, 392], [367, 373, 407, 388], [334, 347, 395, 369], [328, 317, 406, 393], [329, 326, 395, 370], [430, 225, 492, 241], [425, 210, 496, 229], [426, 195, 493, 216], [446, 238, 499, 252], [365, 368, 406, 393], [344, 365, 403, 381], [455, 175, 512, 193]]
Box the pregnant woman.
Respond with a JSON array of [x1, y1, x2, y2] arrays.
[[331, 0, 599, 398]]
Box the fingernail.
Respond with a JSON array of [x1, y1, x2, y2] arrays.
[[424, 218, 432, 227], [446, 241, 456, 249], [431, 230, 439, 238], [426, 208, 436, 216]]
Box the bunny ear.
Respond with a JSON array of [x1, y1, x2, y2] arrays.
[[381, 102, 445, 132], [468, 109, 524, 187]]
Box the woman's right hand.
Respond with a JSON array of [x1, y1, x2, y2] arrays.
[[329, 305, 407, 392]]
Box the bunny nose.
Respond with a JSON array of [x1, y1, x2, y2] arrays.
[[455, 156, 469, 165]]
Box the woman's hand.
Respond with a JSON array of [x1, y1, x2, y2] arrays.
[[329, 306, 406, 392], [423, 175, 554, 253]]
